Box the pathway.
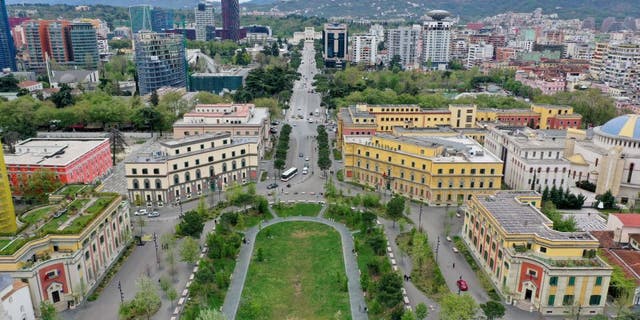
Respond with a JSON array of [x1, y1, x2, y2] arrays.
[[221, 215, 368, 320], [57, 198, 97, 231]]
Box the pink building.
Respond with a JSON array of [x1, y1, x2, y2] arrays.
[[4, 138, 112, 195]]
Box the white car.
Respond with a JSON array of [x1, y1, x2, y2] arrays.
[[452, 247, 459, 253], [148, 210, 160, 218], [134, 208, 148, 216]]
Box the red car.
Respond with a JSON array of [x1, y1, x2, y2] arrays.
[[457, 279, 469, 291]]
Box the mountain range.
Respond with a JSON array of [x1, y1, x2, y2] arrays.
[[6, 0, 640, 20]]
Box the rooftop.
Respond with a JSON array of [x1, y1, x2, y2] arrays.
[[175, 104, 268, 126], [4, 138, 108, 167], [478, 191, 596, 241], [611, 213, 640, 227]]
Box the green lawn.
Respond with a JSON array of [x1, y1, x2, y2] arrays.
[[20, 206, 55, 225], [0, 239, 11, 250], [237, 222, 350, 320], [55, 184, 86, 196], [272, 203, 322, 217]]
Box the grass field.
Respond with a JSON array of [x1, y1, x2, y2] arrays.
[[272, 203, 322, 217], [237, 222, 350, 320]]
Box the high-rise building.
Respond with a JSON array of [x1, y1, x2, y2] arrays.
[[0, 0, 16, 70], [134, 32, 186, 95], [47, 21, 70, 64], [151, 7, 173, 32], [386, 26, 420, 69], [351, 35, 377, 66], [129, 5, 153, 33], [0, 142, 17, 234], [195, 2, 215, 41], [24, 21, 47, 72], [422, 10, 453, 70], [68, 22, 99, 69], [221, 0, 240, 41], [323, 23, 348, 68]]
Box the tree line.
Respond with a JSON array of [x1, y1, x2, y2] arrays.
[[274, 124, 292, 170], [316, 125, 332, 174]]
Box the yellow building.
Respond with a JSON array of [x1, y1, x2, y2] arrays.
[[0, 142, 17, 233], [462, 191, 612, 315], [0, 192, 130, 312], [342, 133, 502, 205], [531, 104, 580, 129]]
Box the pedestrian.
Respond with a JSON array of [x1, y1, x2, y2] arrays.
[[453, 262, 455, 269]]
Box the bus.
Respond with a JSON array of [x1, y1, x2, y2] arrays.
[[281, 167, 298, 181]]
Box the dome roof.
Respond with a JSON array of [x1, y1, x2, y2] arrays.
[[599, 114, 640, 140]]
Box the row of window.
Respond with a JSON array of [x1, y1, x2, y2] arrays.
[[172, 139, 230, 155], [548, 276, 602, 287], [547, 294, 601, 307]]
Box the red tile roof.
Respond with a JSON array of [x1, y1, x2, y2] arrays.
[[591, 230, 616, 248], [612, 214, 640, 227], [604, 249, 640, 284], [17, 80, 39, 88]]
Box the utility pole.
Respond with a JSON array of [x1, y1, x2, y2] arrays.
[[435, 236, 440, 263], [153, 233, 159, 266]]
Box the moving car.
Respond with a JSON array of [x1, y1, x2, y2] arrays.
[[456, 279, 468, 291], [305, 157, 309, 161], [299, 153, 304, 158], [267, 183, 278, 189], [135, 208, 148, 216], [148, 209, 160, 218]]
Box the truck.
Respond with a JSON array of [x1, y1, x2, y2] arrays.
[[314, 108, 320, 116]]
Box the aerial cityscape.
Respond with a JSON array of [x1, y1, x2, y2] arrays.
[[0, 0, 640, 319]]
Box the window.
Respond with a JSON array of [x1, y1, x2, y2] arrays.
[[153, 168, 159, 174], [449, 169, 454, 174], [471, 169, 476, 174], [589, 295, 601, 306], [540, 246, 547, 253], [132, 168, 137, 174], [184, 161, 189, 168], [173, 164, 178, 170], [528, 269, 537, 279], [195, 159, 200, 165], [480, 169, 485, 174], [568, 276, 575, 286], [595, 276, 602, 286], [549, 276, 558, 286], [142, 168, 148, 174], [437, 169, 443, 174], [173, 175, 179, 185], [187, 147, 191, 152], [563, 295, 574, 306], [548, 295, 555, 306], [208, 156, 214, 162]]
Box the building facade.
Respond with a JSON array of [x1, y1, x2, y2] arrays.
[[484, 125, 571, 191], [323, 23, 348, 68], [4, 138, 112, 195], [68, 23, 99, 70], [0, 142, 17, 234], [462, 192, 611, 315], [172, 103, 270, 157], [386, 26, 420, 69], [565, 114, 640, 206], [134, 32, 187, 95], [342, 133, 502, 205], [423, 11, 453, 70], [0, 274, 35, 320], [351, 35, 377, 66], [221, 0, 240, 41], [195, 2, 215, 42], [125, 133, 259, 207], [0, 0, 16, 70], [0, 195, 130, 312]]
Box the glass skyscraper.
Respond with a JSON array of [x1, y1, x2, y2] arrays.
[[134, 32, 186, 95], [69, 23, 99, 69], [0, 0, 16, 70]]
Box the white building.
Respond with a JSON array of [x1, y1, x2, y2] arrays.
[[387, 26, 420, 69], [195, 2, 215, 41], [484, 125, 571, 192], [369, 24, 384, 43], [423, 10, 453, 70], [351, 35, 378, 66], [466, 43, 494, 69], [566, 115, 640, 206], [292, 27, 321, 44], [0, 275, 35, 320]]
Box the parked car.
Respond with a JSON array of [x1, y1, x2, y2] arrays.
[[305, 157, 309, 161], [270, 127, 278, 134], [53, 208, 67, 218], [457, 279, 468, 291], [148, 210, 160, 218], [452, 247, 459, 253], [446, 236, 452, 242], [135, 208, 148, 216], [267, 183, 278, 189]]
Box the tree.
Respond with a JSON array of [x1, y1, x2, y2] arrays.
[[50, 84, 75, 108], [22, 169, 62, 203], [480, 300, 506, 320], [109, 128, 127, 165], [40, 301, 59, 320], [0, 74, 19, 92], [149, 90, 159, 106], [375, 273, 403, 308], [118, 276, 161, 320], [196, 308, 228, 320], [178, 210, 205, 238], [440, 293, 478, 320], [596, 190, 616, 210], [167, 287, 178, 308], [180, 236, 200, 265], [386, 195, 405, 227], [401, 310, 417, 320], [415, 303, 428, 320]]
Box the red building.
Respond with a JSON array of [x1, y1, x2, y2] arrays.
[[4, 138, 112, 194]]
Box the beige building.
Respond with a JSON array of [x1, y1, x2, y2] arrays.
[[172, 103, 270, 158], [125, 133, 259, 207]]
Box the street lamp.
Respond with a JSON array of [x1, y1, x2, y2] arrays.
[[153, 233, 159, 267]]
